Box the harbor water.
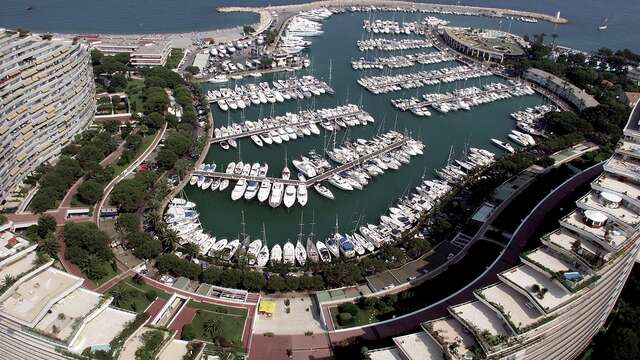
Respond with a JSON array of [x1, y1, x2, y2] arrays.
[[186, 11, 547, 245]]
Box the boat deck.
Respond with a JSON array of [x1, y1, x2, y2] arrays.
[[394, 84, 522, 112]]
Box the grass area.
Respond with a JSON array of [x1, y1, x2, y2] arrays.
[[94, 266, 119, 286], [189, 307, 247, 347], [107, 277, 171, 313], [330, 306, 380, 330], [165, 48, 185, 69], [186, 299, 248, 317], [110, 133, 156, 176], [125, 79, 145, 113]]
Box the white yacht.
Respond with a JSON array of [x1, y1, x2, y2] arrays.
[[316, 240, 332, 262], [247, 239, 262, 266], [283, 241, 295, 264], [297, 184, 308, 206], [491, 138, 515, 153], [270, 244, 282, 263], [257, 181, 272, 203], [283, 185, 297, 208], [244, 180, 259, 200], [269, 182, 284, 208], [222, 239, 240, 261], [231, 179, 248, 200], [313, 183, 335, 199]]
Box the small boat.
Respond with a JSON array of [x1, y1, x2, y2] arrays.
[[269, 182, 284, 208], [339, 234, 355, 258], [283, 185, 297, 208], [313, 183, 335, 199], [210, 178, 221, 191], [297, 184, 308, 206], [251, 135, 264, 147], [270, 244, 282, 263], [257, 244, 269, 267], [231, 179, 247, 200], [189, 176, 198, 186], [222, 239, 240, 261], [257, 181, 272, 202], [491, 138, 515, 153], [599, 17, 608, 30], [316, 241, 331, 262], [283, 241, 295, 264], [244, 180, 259, 200], [282, 165, 291, 180], [208, 238, 228, 256], [306, 238, 319, 263], [295, 240, 307, 266], [247, 239, 262, 266]]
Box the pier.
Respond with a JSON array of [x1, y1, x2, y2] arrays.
[[194, 137, 410, 187], [357, 65, 493, 94], [210, 106, 371, 144], [392, 84, 527, 112]]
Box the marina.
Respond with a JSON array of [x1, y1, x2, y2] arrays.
[[206, 75, 334, 111], [357, 64, 493, 94], [511, 104, 559, 136], [210, 104, 374, 148], [351, 50, 457, 70]]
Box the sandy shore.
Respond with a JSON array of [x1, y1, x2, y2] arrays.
[[219, 0, 568, 24]]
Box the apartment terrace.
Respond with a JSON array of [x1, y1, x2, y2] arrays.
[[576, 191, 640, 229], [393, 332, 443, 359], [449, 301, 511, 353], [422, 317, 480, 359], [592, 173, 640, 208], [521, 246, 595, 293], [560, 209, 629, 251], [603, 155, 640, 182], [542, 228, 607, 270], [475, 283, 543, 334], [499, 265, 572, 313], [0, 266, 83, 327], [68, 306, 136, 353], [34, 288, 105, 342], [0, 231, 30, 261], [616, 139, 640, 160]]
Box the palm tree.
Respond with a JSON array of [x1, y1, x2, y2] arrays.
[[203, 318, 221, 340]]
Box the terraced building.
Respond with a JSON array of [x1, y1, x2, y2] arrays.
[[369, 102, 640, 360], [0, 30, 95, 204]]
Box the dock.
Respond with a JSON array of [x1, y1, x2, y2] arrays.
[[194, 137, 410, 187], [392, 84, 525, 112], [210, 106, 371, 144]]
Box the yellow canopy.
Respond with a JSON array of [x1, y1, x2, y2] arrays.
[[258, 300, 276, 315]]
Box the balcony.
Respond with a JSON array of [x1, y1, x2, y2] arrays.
[[542, 228, 608, 271], [560, 210, 629, 251], [592, 173, 640, 209], [475, 283, 543, 334], [499, 265, 572, 313], [576, 191, 640, 229], [603, 156, 640, 183], [422, 317, 480, 359], [521, 246, 597, 293], [449, 301, 513, 352]]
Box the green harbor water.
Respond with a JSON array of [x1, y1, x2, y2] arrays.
[[185, 11, 549, 245]]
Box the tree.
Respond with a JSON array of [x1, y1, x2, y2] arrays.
[[37, 215, 57, 238], [103, 120, 120, 134], [181, 243, 199, 260], [116, 213, 141, 234], [202, 267, 223, 284], [143, 112, 165, 129], [111, 178, 146, 212], [77, 180, 103, 204], [243, 25, 255, 34], [203, 318, 221, 340], [219, 268, 243, 288], [284, 275, 300, 291], [242, 272, 265, 291], [268, 276, 286, 292], [125, 133, 143, 150], [156, 149, 179, 170]]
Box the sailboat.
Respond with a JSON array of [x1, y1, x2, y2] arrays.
[[283, 240, 295, 264], [306, 214, 319, 263], [270, 243, 282, 263], [599, 17, 608, 30], [295, 213, 307, 266], [316, 240, 332, 263], [256, 224, 270, 267], [324, 216, 341, 258]]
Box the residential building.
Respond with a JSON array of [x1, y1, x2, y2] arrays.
[[370, 101, 640, 359], [524, 68, 599, 111], [82, 35, 171, 67], [0, 30, 95, 204]]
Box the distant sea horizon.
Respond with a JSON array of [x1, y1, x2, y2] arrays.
[[1, 0, 638, 52]]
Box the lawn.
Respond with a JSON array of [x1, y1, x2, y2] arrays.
[[107, 277, 171, 313], [329, 305, 380, 329], [125, 79, 145, 113], [187, 300, 247, 347], [165, 48, 185, 69], [110, 133, 156, 176]]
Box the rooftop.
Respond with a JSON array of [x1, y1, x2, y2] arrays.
[[443, 26, 526, 56], [500, 265, 572, 313], [477, 283, 543, 332], [0, 250, 39, 281], [34, 288, 104, 342], [0, 267, 83, 326], [69, 306, 136, 353], [604, 155, 640, 180], [157, 339, 189, 360], [525, 68, 599, 109], [450, 301, 511, 338], [617, 139, 640, 159], [544, 228, 605, 268], [0, 231, 30, 260], [369, 347, 405, 360], [424, 317, 479, 359], [393, 332, 443, 360]]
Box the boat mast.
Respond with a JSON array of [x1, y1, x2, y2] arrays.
[[262, 223, 267, 247], [309, 211, 316, 240], [298, 211, 304, 242]]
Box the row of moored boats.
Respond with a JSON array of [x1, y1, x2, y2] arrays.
[[357, 38, 433, 52], [351, 51, 456, 70]]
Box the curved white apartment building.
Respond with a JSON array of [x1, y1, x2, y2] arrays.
[[0, 30, 95, 204], [370, 101, 640, 360]]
